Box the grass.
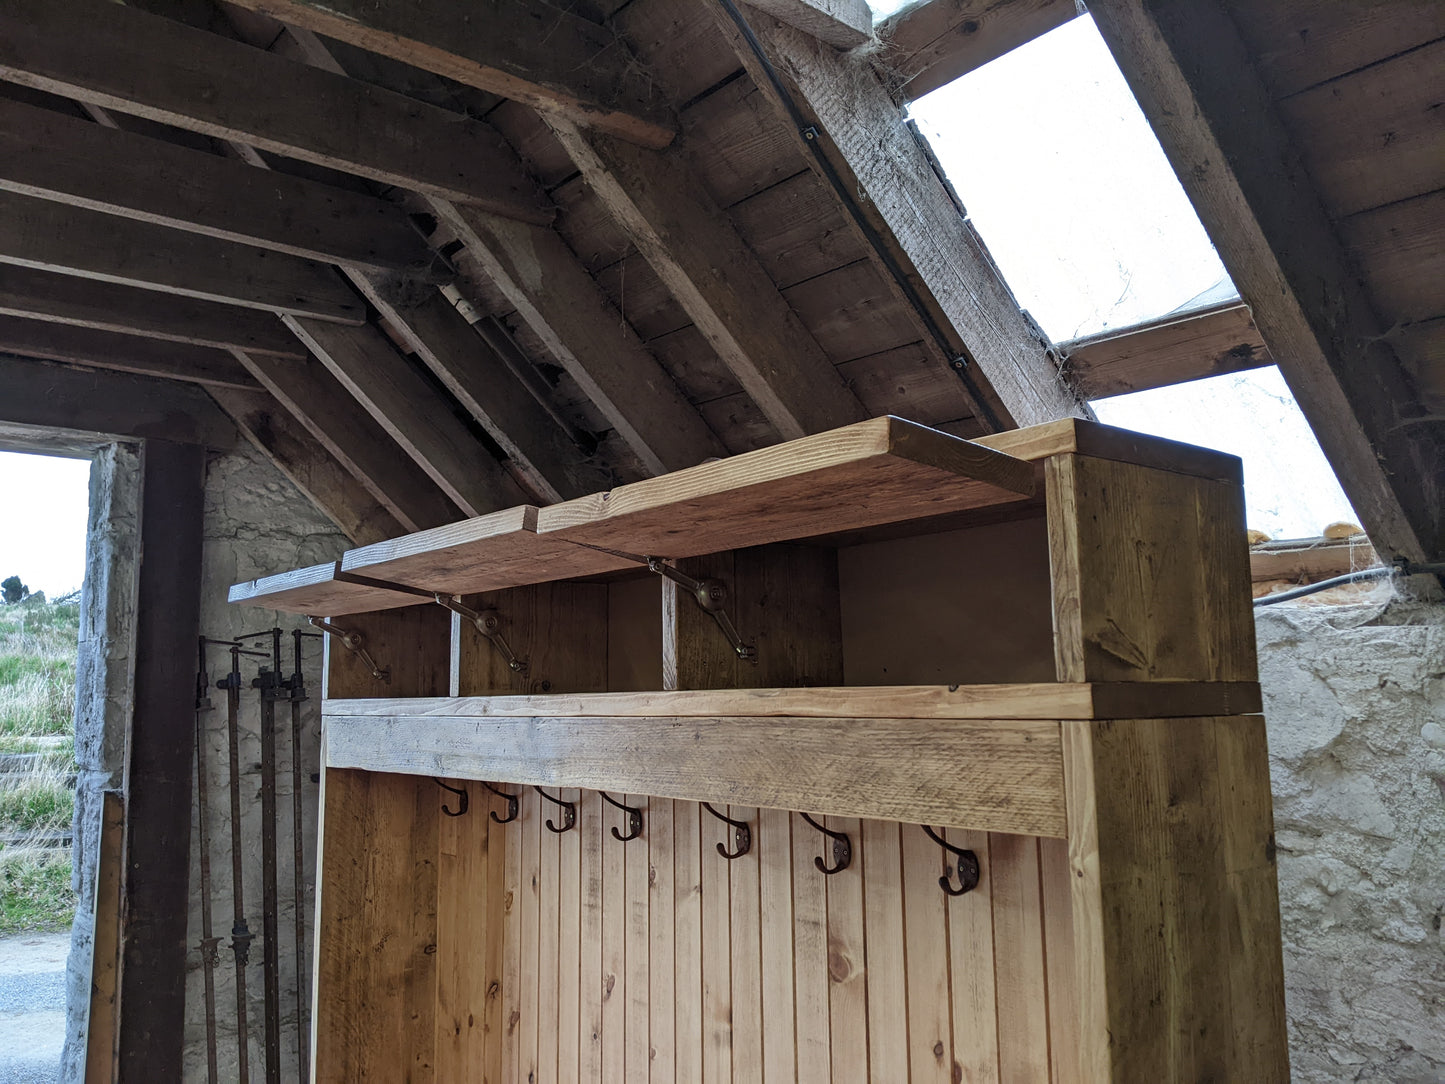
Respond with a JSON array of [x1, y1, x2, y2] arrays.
[[0, 845, 75, 934], [0, 594, 80, 933]]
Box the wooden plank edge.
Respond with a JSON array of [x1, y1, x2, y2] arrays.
[[977, 417, 1244, 484]]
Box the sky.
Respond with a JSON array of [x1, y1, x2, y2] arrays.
[[0, 450, 92, 598]]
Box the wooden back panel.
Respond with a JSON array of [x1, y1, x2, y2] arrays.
[[436, 790, 1077, 1083]]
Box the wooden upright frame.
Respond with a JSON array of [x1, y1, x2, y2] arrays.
[[234, 416, 1288, 1082]]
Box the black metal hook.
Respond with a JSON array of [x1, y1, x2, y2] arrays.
[[600, 792, 643, 842], [799, 813, 851, 875], [534, 786, 576, 833], [432, 778, 468, 818], [701, 802, 751, 859], [477, 781, 519, 824], [922, 826, 980, 896]]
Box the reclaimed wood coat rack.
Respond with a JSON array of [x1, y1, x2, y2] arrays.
[[232, 416, 1289, 1082]]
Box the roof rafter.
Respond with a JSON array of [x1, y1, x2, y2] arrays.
[[221, 0, 676, 149], [0, 0, 553, 220], [1088, 0, 1445, 563]]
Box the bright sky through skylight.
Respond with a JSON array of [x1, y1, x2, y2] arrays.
[[0, 451, 91, 597], [908, 15, 1231, 341]]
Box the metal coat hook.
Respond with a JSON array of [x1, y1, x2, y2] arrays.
[[799, 813, 851, 875], [432, 778, 468, 818], [702, 802, 752, 859], [600, 792, 643, 842], [921, 826, 980, 896], [478, 781, 519, 824], [534, 786, 576, 833]]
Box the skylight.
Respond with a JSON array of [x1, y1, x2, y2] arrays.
[[906, 15, 1233, 341]]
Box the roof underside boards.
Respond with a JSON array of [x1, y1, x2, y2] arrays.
[[0, 0, 1436, 563]]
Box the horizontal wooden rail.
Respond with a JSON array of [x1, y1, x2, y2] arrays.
[[323, 709, 1065, 836], [324, 681, 1261, 722]]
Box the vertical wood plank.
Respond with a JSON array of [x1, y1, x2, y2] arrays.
[[580, 787, 605, 1083], [701, 803, 733, 1084], [674, 801, 704, 1084], [483, 806, 508, 1084], [83, 790, 124, 1084], [311, 770, 438, 1083], [943, 828, 999, 1084], [650, 800, 677, 1084], [1039, 836, 1080, 1084], [537, 790, 562, 1084], [792, 811, 832, 1084], [435, 782, 489, 1081], [826, 815, 869, 1084], [603, 790, 627, 1083], [626, 795, 653, 1083], [901, 823, 952, 1083], [558, 790, 582, 1084], [861, 817, 909, 1082], [502, 780, 525, 1083], [989, 833, 1049, 1083], [729, 805, 764, 1082], [519, 786, 542, 1084], [757, 807, 796, 1084]]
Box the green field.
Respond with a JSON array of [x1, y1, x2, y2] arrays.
[[0, 594, 80, 934]]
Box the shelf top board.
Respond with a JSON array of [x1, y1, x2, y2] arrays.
[[536, 415, 1035, 556], [227, 560, 429, 616], [337, 505, 633, 598]]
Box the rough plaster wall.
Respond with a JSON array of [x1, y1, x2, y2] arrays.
[[1261, 597, 1445, 1083], [60, 443, 141, 1082], [182, 442, 349, 1083]]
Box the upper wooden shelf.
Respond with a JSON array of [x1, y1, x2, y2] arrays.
[[232, 416, 1035, 612]]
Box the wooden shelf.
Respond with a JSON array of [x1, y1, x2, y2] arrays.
[[227, 560, 427, 615]]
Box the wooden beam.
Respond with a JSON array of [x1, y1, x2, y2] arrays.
[[432, 204, 726, 475], [0, 264, 306, 358], [0, 96, 431, 271], [744, 0, 874, 49], [1087, 0, 1445, 563], [210, 386, 406, 545], [1061, 301, 1271, 399], [545, 116, 868, 441], [222, 0, 674, 149], [284, 316, 527, 518], [322, 709, 1067, 837], [0, 315, 258, 389], [0, 0, 553, 220], [0, 352, 237, 448], [234, 351, 461, 534], [709, 5, 1086, 429], [0, 189, 363, 322], [879, 0, 1080, 100], [117, 439, 204, 1083], [353, 283, 596, 503]]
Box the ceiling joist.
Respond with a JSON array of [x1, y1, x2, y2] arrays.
[[0, 315, 259, 390], [0, 96, 431, 272], [0, 264, 306, 358], [222, 0, 676, 149], [0, 0, 553, 221], [0, 188, 364, 323]]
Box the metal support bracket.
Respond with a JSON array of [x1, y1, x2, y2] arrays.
[[306, 617, 389, 683], [646, 557, 757, 663], [433, 594, 528, 673]]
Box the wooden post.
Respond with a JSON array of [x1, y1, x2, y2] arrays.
[[82, 790, 124, 1084], [114, 440, 204, 1082]]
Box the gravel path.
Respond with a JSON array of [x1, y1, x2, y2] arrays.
[[0, 932, 68, 1083]]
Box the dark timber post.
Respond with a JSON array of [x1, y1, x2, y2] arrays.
[[117, 439, 206, 1082]]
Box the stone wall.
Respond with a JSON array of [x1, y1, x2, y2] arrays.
[[1260, 594, 1445, 1083]]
